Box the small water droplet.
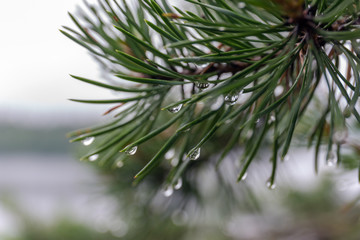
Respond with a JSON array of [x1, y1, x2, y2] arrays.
[[195, 63, 208, 68], [238, 2, 246, 8], [165, 148, 176, 160], [82, 137, 95, 146], [211, 96, 225, 110], [174, 178, 183, 190], [219, 27, 225, 31], [274, 86, 284, 97], [224, 92, 239, 105], [240, 172, 247, 181], [170, 158, 179, 167], [256, 117, 265, 127], [125, 146, 138, 156], [189, 148, 200, 160], [116, 161, 124, 168], [268, 115, 276, 124], [88, 154, 99, 162], [266, 179, 276, 190], [326, 151, 337, 166], [343, 106, 352, 118], [171, 210, 188, 226], [168, 104, 183, 113], [333, 129, 348, 144], [246, 129, 254, 138], [283, 154, 290, 162], [163, 186, 174, 197], [196, 82, 210, 89]]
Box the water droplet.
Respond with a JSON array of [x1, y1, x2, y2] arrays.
[[189, 148, 200, 160], [274, 86, 284, 97], [240, 172, 247, 181], [82, 137, 95, 146], [266, 179, 276, 190], [125, 146, 138, 156], [224, 92, 239, 105], [171, 210, 188, 226], [196, 82, 210, 89], [165, 148, 176, 160], [238, 2, 246, 8], [256, 117, 265, 127], [219, 27, 225, 31], [326, 151, 337, 166], [283, 154, 290, 162], [333, 129, 348, 144], [174, 178, 183, 190], [170, 158, 179, 167], [343, 107, 352, 118], [116, 161, 124, 168], [163, 186, 174, 197], [168, 104, 183, 113], [195, 63, 208, 68], [88, 154, 99, 162], [246, 129, 254, 138], [211, 96, 225, 110], [268, 115, 276, 124]]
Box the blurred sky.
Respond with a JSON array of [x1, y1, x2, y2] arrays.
[[0, 0, 189, 127], [0, 0, 111, 125]]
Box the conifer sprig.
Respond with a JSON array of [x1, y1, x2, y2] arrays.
[[63, 0, 360, 186]]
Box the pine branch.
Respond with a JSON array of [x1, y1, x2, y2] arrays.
[[62, 0, 360, 188]]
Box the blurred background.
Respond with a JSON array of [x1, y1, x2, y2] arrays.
[[1, 1, 360, 239]]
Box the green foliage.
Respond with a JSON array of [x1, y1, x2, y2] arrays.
[[62, 0, 360, 186]]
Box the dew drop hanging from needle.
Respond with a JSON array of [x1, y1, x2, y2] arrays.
[[224, 92, 239, 105], [266, 179, 276, 190], [189, 148, 200, 160], [167, 104, 183, 113], [163, 186, 174, 197], [125, 146, 138, 156], [240, 172, 248, 181], [174, 178, 183, 190], [82, 137, 95, 146], [88, 154, 99, 162]]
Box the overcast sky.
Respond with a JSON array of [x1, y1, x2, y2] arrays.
[[0, 0, 110, 119], [0, 0, 188, 125]]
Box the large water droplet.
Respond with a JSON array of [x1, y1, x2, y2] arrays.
[[196, 82, 210, 89], [240, 172, 248, 181], [224, 92, 239, 105], [326, 151, 337, 166], [189, 148, 200, 160], [266, 179, 276, 190], [168, 104, 183, 113], [174, 178, 183, 190], [163, 186, 174, 197], [88, 154, 99, 162], [82, 137, 95, 146], [125, 146, 138, 156]]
